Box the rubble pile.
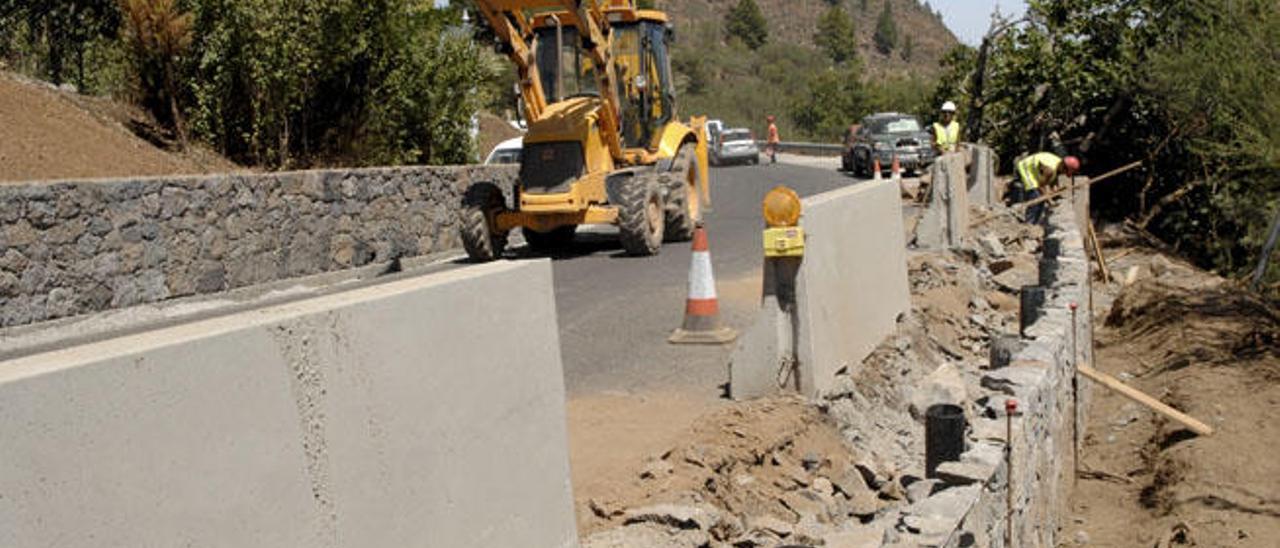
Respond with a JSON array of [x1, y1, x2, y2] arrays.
[[583, 205, 1047, 546]]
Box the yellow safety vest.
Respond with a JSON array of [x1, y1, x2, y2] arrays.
[[1017, 152, 1063, 191], [933, 121, 960, 152]]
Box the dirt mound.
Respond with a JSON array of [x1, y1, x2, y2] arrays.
[[0, 72, 237, 183], [1105, 280, 1280, 378], [1070, 243, 1280, 547]]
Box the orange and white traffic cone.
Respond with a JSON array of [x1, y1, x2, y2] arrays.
[[891, 154, 902, 184], [873, 157, 883, 181], [669, 224, 738, 345]]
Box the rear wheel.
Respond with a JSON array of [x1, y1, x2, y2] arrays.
[[460, 183, 508, 262], [664, 145, 701, 242], [522, 225, 576, 251], [617, 173, 665, 256]]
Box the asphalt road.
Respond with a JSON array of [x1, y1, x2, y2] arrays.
[[531, 160, 865, 398]]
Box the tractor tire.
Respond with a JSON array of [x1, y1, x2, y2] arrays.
[[460, 182, 508, 262], [664, 144, 701, 242], [522, 225, 576, 251], [617, 173, 665, 256]]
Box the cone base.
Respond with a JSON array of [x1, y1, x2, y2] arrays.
[[668, 326, 738, 345]]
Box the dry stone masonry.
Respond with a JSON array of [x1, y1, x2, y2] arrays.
[[0, 166, 516, 328]]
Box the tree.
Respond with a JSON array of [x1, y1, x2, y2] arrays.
[[790, 62, 867, 141], [725, 0, 768, 50], [815, 5, 857, 64], [932, 0, 1279, 283], [902, 34, 914, 61], [120, 0, 193, 144], [873, 0, 897, 54]]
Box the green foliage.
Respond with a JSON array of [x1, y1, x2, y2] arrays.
[[815, 5, 858, 64], [182, 0, 485, 167], [942, 0, 1280, 281], [790, 63, 867, 141], [2, 0, 485, 168], [0, 0, 123, 92], [873, 0, 897, 54], [725, 0, 769, 50]]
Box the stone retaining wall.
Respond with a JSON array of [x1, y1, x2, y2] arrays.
[[906, 202, 1093, 547], [0, 166, 516, 328]]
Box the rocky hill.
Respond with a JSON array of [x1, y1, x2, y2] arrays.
[[656, 0, 961, 77]]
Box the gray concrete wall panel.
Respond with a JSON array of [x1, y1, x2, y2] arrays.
[[795, 180, 911, 396], [0, 260, 578, 548]]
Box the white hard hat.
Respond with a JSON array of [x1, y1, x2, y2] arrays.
[[941, 101, 957, 112]]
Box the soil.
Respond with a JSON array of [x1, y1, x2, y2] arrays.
[[476, 112, 523, 162], [0, 72, 238, 183], [1064, 229, 1280, 547]]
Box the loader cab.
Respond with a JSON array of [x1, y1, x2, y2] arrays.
[[533, 16, 676, 150]]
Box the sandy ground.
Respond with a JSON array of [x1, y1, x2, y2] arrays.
[[1065, 230, 1280, 547], [0, 72, 236, 183]]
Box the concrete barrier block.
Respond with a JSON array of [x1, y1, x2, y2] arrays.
[[914, 153, 969, 249], [794, 180, 910, 395], [0, 260, 578, 548]]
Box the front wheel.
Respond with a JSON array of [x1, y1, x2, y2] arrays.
[[617, 174, 665, 256], [664, 145, 701, 242], [460, 183, 508, 262]]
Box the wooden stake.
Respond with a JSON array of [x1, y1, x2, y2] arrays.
[[1087, 220, 1112, 284], [1077, 365, 1215, 436]]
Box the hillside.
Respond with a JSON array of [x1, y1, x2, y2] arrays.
[[658, 0, 960, 77], [653, 0, 962, 141], [0, 72, 239, 183]]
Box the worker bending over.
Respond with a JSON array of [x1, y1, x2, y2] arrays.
[[933, 101, 960, 154], [1016, 152, 1079, 224]]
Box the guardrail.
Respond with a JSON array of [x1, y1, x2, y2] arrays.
[[755, 140, 844, 157]]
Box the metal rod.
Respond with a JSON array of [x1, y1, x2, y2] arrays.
[[1070, 302, 1080, 487], [1005, 398, 1017, 547]]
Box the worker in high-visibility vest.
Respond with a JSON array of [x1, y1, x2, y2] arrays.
[[933, 101, 961, 154], [1016, 152, 1080, 224]]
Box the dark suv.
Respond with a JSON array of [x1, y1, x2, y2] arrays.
[[842, 113, 936, 177]]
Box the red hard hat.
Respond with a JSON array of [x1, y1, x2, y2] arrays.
[[1063, 156, 1081, 175]]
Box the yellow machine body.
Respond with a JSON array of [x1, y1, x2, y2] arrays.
[[476, 0, 710, 236]]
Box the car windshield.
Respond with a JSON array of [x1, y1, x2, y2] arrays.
[[487, 149, 521, 165], [868, 116, 922, 135], [722, 130, 752, 143]]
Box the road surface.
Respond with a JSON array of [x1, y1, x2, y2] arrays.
[[532, 160, 868, 398]]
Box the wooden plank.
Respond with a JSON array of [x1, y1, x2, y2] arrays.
[[1078, 365, 1215, 436]]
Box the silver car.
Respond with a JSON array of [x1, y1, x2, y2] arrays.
[[710, 128, 760, 166]]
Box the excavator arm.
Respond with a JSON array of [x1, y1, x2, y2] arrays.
[[473, 0, 631, 161]]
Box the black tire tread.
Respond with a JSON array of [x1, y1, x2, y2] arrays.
[[460, 183, 507, 262], [616, 174, 663, 256]]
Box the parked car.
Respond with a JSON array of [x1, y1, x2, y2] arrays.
[[710, 128, 760, 166], [843, 113, 936, 176], [484, 136, 523, 165]]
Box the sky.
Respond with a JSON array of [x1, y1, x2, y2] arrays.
[[924, 0, 1029, 46]]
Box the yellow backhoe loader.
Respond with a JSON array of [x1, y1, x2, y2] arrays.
[[462, 0, 710, 260]]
